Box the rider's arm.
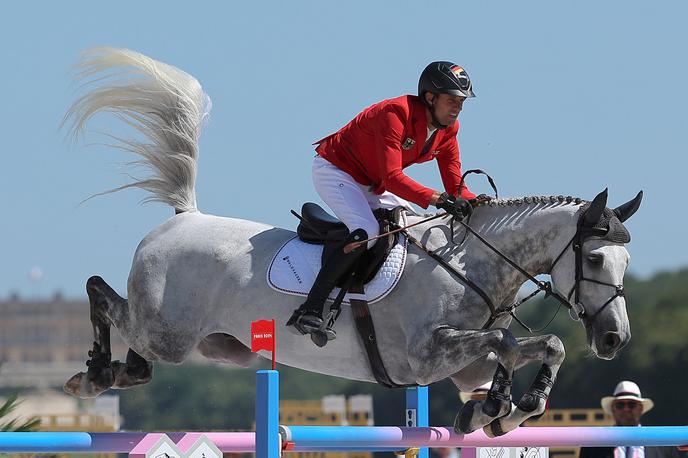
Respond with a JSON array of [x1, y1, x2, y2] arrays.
[[374, 107, 439, 208], [435, 129, 476, 200]]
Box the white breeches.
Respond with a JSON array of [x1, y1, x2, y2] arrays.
[[312, 155, 413, 248]]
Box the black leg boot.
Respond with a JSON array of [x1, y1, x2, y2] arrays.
[[286, 229, 367, 338]]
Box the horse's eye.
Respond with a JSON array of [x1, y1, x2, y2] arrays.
[[587, 254, 603, 266]]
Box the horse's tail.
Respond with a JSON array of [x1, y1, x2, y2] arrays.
[[64, 47, 211, 213]]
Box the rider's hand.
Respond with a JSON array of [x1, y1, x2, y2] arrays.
[[470, 194, 493, 205], [435, 192, 473, 219]]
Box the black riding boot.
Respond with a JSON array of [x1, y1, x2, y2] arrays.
[[286, 229, 367, 339]]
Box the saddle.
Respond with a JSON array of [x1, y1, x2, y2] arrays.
[[293, 203, 413, 388], [295, 202, 403, 287]]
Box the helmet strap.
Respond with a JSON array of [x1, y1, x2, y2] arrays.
[[428, 98, 448, 130]]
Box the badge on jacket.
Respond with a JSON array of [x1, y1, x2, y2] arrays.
[[402, 138, 416, 150]]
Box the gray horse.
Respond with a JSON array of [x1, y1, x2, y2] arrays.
[[63, 48, 642, 436]]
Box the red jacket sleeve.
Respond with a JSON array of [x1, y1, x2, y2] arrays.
[[374, 107, 436, 208], [435, 129, 476, 200]]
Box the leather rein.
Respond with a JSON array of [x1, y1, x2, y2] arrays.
[[396, 205, 625, 332]]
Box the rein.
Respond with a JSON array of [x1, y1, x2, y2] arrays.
[[397, 207, 625, 332]]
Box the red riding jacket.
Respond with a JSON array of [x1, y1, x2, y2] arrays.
[[315, 95, 475, 209]]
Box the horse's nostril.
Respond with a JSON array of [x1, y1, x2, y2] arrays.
[[603, 332, 621, 351]]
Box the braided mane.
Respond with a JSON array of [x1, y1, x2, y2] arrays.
[[475, 195, 587, 208]]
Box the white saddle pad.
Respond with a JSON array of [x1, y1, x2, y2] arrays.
[[267, 234, 408, 304]]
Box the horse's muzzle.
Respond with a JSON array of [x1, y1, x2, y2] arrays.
[[595, 331, 629, 360]]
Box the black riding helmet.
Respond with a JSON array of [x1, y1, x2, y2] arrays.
[[418, 61, 475, 129]]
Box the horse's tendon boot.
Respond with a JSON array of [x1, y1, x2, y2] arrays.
[[482, 363, 512, 417], [517, 364, 553, 413], [455, 400, 479, 433]]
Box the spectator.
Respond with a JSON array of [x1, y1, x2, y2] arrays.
[[580, 381, 687, 458]]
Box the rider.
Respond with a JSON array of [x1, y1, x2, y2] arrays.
[[287, 61, 479, 340]]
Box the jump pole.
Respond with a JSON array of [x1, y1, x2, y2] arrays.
[[279, 426, 688, 451], [0, 432, 256, 454]]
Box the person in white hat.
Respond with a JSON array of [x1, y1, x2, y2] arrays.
[[581, 381, 686, 458], [601, 381, 654, 427]]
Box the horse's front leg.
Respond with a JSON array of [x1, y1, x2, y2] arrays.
[[485, 334, 565, 436], [410, 327, 519, 435]]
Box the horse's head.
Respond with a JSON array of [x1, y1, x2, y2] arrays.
[[550, 188, 643, 360]]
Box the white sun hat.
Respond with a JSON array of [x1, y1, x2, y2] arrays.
[[601, 380, 654, 415]]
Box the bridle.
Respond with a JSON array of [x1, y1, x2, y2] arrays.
[[399, 206, 625, 332], [554, 220, 625, 324]]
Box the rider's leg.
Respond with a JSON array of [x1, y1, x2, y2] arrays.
[[311, 156, 381, 247], [286, 228, 368, 334], [286, 157, 380, 335], [367, 189, 415, 214]]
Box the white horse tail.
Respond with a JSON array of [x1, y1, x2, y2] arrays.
[[64, 47, 211, 213]]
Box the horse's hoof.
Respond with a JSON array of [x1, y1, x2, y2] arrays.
[[63, 370, 113, 399], [455, 400, 478, 434], [311, 331, 328, 347], [484, 418, 507, 438], [111, 361, 153, 389]]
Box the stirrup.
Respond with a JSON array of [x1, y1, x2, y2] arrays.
[[311, 310, 338, 347], [311, 324, 336, 347], [286, 309, 323, 335]]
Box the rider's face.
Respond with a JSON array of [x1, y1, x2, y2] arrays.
[[426, 93, 466, 127]]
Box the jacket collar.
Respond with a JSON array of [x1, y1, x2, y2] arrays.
[[409, 96, 448, 153]]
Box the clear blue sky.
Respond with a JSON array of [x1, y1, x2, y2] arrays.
[[2, 1, 686, 299]]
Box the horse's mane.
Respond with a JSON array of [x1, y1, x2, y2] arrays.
[[417, 195, 587, 219], [475, 194, 586, 208]]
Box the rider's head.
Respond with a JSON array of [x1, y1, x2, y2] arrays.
[[418, 61, 475, 130]]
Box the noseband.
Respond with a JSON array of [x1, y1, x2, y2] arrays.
[[401, 206, 625, 332]]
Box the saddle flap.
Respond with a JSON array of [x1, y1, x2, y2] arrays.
[[355, 207, 404, 285]]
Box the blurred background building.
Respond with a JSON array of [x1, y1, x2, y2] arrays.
[[0, 293, 128, 388]]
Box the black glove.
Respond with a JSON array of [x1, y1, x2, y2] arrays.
[[435, 192, 473, 219], [470, 193, 493, 205]]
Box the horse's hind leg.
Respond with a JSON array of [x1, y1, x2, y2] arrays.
[[64, 276, 118, 398], [485, 334, 565, 436], [63, 276, 152, 398], [111, 348, 153, 389]]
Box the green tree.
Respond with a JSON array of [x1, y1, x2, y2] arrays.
[[0, 394, 41, 432]]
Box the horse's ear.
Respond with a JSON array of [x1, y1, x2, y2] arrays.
[[613, 190, 643, 222], [584, 188, 608, 227]]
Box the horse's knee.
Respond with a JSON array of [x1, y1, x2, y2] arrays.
[[490, 328, 519, 360], [543, 335, 565, 365]]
